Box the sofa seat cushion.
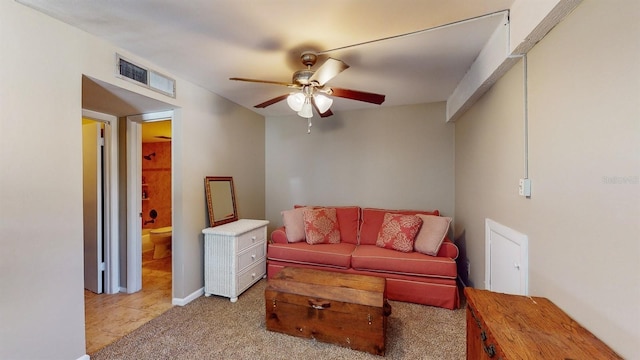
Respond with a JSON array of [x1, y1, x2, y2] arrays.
[[267, 242, 356, 269], [351, 245, 457, 279]]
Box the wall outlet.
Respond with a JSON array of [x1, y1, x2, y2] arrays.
[[466, 259, 471, 277], [519, 178, 531, 197]]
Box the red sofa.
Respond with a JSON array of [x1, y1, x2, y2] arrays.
[[267, 206, 460, 309]]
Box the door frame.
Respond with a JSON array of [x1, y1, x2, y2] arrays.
[[126, 110, 174, 293], [82, 109, 119, 294]]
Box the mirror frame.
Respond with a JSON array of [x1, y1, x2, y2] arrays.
[[204, 176, 238, 227]]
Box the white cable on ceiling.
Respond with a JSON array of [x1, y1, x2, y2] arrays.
[[317, 10, 510, 55]]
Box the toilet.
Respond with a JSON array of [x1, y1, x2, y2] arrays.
[[150, 226, 172, 259]]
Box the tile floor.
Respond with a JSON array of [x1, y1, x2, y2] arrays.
[[84, 251, 172, 354]]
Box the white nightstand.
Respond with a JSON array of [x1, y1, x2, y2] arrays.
[[202, 219, 269, 302]]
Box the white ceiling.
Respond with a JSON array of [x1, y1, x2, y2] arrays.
[[19, 0, 516, 118]]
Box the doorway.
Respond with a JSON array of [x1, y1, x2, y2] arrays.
[[125, 111, 174, 294], [82, 119, 104, 294], [83, 113, 174, 354], [82, 110, 119, 295], [82, 75, 177, 353]]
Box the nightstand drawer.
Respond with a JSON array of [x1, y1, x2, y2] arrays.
[[237, 242, 266, 271], [237, 260, 266, 294], [237, 227, 266, 252]]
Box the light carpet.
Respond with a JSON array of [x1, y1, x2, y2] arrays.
[[91, 279, 466, 359]]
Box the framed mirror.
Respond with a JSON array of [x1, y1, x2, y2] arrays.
[[205, 176, 238, 227]]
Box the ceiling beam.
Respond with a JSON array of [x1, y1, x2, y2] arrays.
[[446, 0, 583, 122]]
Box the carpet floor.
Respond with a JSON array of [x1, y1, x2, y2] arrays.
[[91, 279, 466, 359]]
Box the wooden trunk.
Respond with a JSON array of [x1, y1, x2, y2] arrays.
[[464, 287, 622, 359], [265, 267, 391, 356]]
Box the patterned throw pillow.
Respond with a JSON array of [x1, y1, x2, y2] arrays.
[[303, 207, 341, 244], [376, 213, 423, 252]]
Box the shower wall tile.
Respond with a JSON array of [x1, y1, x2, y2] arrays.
[[142, 142, 172, 229]]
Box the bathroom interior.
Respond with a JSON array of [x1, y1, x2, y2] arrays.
[[141, 120, 173, 277]]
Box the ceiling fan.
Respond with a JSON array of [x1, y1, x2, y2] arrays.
[[230, 51, 385, 130]]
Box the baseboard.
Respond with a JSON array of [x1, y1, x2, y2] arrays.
[[172, 287, 204, 306], [77, 354, 90, 360]]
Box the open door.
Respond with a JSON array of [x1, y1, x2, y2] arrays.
[[126, 110, 174, 294], [83, 121, 104, 293]]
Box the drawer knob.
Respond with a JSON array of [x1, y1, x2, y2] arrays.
[[251, 254, 256, 260], [251, 236, 256, 241]]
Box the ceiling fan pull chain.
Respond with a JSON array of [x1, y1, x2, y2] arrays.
[[307, 118, 312, 134]]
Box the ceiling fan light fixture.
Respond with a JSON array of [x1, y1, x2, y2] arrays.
[[297, 98, 313, 119], [286, 92, 305, 112], [314, 94, 333, 114], [231, 51, 385, 130]]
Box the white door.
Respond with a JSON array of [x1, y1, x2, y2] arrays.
[[126, 111, 173, 294], [83, 122, 104, 294], [485, 219, 528, 295]]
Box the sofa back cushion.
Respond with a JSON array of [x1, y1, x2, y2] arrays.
[[360, 208, 439, 245], [295, 205, 360, 245]]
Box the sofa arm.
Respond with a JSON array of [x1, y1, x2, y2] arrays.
[[270, 226, 289, 244], [437, 237, 459, 260]]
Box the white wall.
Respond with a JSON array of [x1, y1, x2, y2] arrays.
[[454, 0, 639, 357], [266, 102, 455, 231], [0, 2, 264, 359]]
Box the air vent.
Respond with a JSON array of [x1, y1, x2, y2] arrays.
[[116, 54, 176, 98]]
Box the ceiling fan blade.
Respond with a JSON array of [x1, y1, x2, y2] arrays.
[[319, 108, 333, 117], [311, 97, 333, 117], [230, 77, 297, 88], [329, 87, 386, 105], [309, 58, 349, 86], [254, 94, 289, 108]]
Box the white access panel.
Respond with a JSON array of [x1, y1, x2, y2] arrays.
[[485, 218, 528, 295]]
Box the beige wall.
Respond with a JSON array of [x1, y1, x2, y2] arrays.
[[172, 86, 265, 297], [455, 0, 640, 357], [265, 102, 455, 232], [0, 2, 264, 359]]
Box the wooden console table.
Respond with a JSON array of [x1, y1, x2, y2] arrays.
[[464, 287, 621, 359]]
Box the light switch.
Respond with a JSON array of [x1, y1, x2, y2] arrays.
[[518, 178, 531, 197]]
